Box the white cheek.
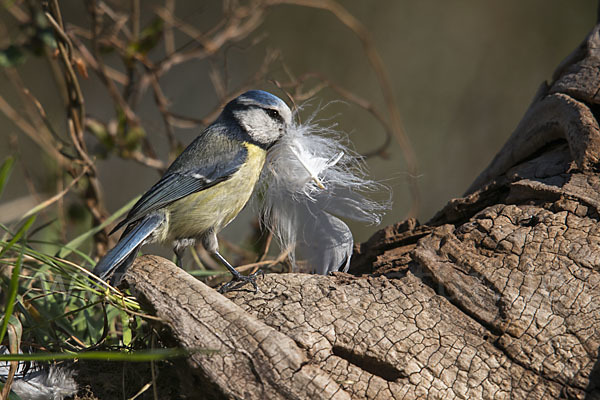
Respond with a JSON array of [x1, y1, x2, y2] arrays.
[[245, 113, 269, 131], [236, 111, 279, 143]]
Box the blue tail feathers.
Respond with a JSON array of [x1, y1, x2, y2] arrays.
[[92, 213, 164, 282]]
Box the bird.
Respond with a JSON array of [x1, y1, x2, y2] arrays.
[[92, 90, 292, 292]]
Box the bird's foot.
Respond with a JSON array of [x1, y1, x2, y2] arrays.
[[218, 270, 263, 294]]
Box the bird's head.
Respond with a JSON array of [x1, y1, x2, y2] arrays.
[[225, 90, 292, 147]]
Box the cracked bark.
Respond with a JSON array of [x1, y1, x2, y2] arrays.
[[122, 21, 600, 400]]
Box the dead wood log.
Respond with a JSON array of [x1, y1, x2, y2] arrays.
[[124, 255, 349, 400], [123, 21, 600, 400]]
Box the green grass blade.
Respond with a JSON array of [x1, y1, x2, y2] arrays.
[[188, 270, 228, 277], [21, 239, 96, 266], [22, 299, 103, 333], [0, 156, 15, 199], [0, 348, 214, 362], [0, 248, 23, 345], [0, 222, 11, 234], [0, 215, 36, 259], [58, 194, 140, 258], [121, 310, 132, 346]]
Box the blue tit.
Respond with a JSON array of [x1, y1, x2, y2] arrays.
[[92, 90, 292, 292]]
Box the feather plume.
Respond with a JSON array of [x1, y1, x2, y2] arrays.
[[258, 107, 390, 274], [0, 346, 77, 400]]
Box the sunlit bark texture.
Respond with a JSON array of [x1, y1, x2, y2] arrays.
[[123, 22, 600, 400]]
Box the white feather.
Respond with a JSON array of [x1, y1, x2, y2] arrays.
[[0, 346, 77, 400], [258, 108, 390, 274], [9, 366, 77, 400]]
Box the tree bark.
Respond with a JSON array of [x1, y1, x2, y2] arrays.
[[123, 22, 600, 400]]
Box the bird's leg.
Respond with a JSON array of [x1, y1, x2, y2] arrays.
[[214, 251, 261, 293], [174, 247, 185, 268]]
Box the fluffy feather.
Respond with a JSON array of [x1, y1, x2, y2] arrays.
[[258, 108, 390, 274], [0, 346, 77, 400]]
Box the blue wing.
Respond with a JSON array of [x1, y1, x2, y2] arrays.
[[111, 143, 247, 234]]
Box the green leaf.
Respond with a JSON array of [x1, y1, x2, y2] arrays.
[[36, 27, 57, 49], [6, 314, 22, 348], [0, 215, 36, 259], [23, 299, 102, 331], [121, 310, 132, 346], [128, 18, 164, 56], [0, 45, 26, 67], [124, 126, 146, 150], [0, 156, 14, 199], [87, 119, 114, 151], [0, 248, 23, 345]]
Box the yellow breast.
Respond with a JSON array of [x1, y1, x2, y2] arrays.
[[163, 143, 266, 243]]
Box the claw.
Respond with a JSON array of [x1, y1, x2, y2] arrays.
[[218, 270, 262, 294]]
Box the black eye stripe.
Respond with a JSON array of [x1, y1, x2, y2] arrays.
[[226, 101, 285, 124], [265, 109, 284, 124]]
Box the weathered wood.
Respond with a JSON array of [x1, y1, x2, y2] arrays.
[[122, 19, 600, 400], [124, 255, 349, 400], [466, 25, 600, 195]]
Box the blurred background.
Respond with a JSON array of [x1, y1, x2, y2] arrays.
[[0, 0, 595, 249], [0, 3, 596, 396]]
